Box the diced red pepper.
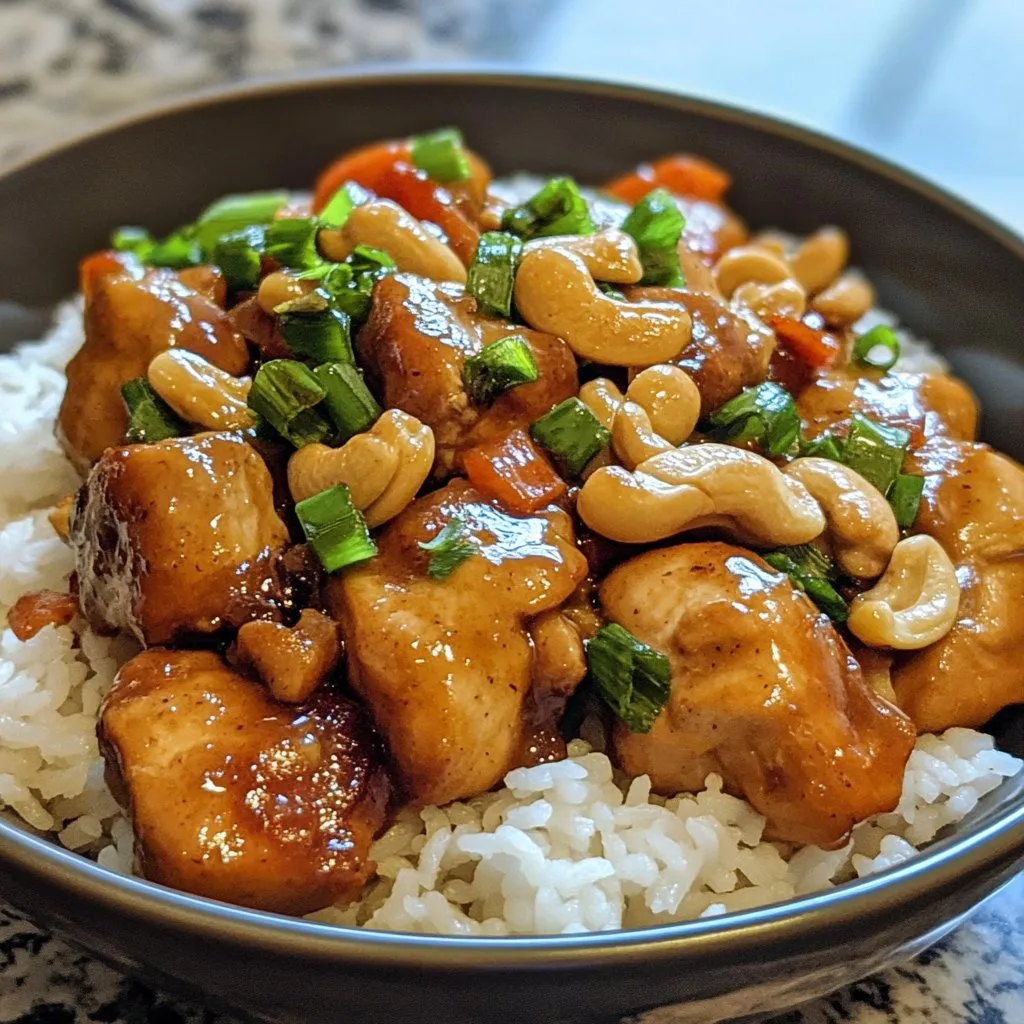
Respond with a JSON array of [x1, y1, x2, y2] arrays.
[[461, 430, 567, 515], [8, 590, 78, 642], [605, 154, 732, 205], [312, 140, 410, 211], [769, 315, 841, 370]]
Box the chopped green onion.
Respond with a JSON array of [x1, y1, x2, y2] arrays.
[[265, 216, 321, 270], [295, 484, 377, 573], [278, 299, 355, 365], [409, 127, 471, 182], [530, 397, 611, 478], [418, 517, 477, 579], [349, 244, 396, 275], [462, 336, 539, 406], [110, 225, 201, 269], [853, 324, 901, 371], [800, 432, 845, 461], [313, 362, 381, 442], [467, 232, 523, 317], [247, 359, 331, 448], [763, 544, 848, 622], [707, 382, 800, 456], [889, 473, 925, 529], [193, 191, 290, 257], [318, 181, 371, 230], [502, 177, 596, 240], [299, 245, 397, 323], [599, 283, 626, 301], [121, 378, 186, 445], [213, 226, 265, 292], [843, 413, 910, 496], [621, 188, 686, 287], [111, 226, 152, 254], [586, 623, 671, 734]]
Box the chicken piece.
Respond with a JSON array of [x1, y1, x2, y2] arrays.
[[623, 286, 775, 414], [71, 432, 289, 646], [892, 438, 1024, 731], [606, 542, 915, 847], [797, 369, 978, 446], [100, 649, 390, 914], [233, 608, 342, 704], [356, 274, 578, 474], [327, 479, 589, 806], [58, 252, 250, 471]]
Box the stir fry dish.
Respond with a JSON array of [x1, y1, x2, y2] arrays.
[[12, 127, 1024, 924]]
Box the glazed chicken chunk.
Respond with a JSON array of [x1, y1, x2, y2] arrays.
[[327, 479, 589, 806], [356, 273, 578, 473], [892, 438, 1024, 731], [71, 431, 289, 646], [58, 252, 249, 471], [606, 542, 916, 847], [100, 649, 390, 914]]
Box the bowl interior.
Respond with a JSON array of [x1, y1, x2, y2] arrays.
[[0, 71, 1022, 951]]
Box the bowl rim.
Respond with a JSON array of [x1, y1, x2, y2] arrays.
[[1, 66, 1022, 969]]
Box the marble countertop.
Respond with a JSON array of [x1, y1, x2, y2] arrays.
[[1, 2, 1023, 1022]]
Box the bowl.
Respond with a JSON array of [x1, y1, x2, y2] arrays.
[[0, 69, 1022, 1024]]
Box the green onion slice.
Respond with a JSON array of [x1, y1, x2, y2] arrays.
[[313, 362, 381, 442], [799, 432, 845, 462], [193, 191, 289, 257], [853, 324, 901, 371], [530, 397, 612, 478], [121, 378, 186, 445], [318, 181, 372, 229], [502, 177, 596, 240], [621, 188, 686, 287], [889, 472, 925, 529], [409, 127, 471, 183], [111, 226, 152, 254], [278, 299, 354, 365], [586, 623, 671, 734], [763, 544, 848, 621], [707, 382, 800, 457], [467, 232, 523, 317], [247, 359, 331, 448], [110, 225, 201, 269], [295, 484, 377, 573], [418, 517, 477, 579], [843, 413, 910, 496], [213, 226, 265, 292], [264, 216, 321, 270], [462, 336, 539, 407]]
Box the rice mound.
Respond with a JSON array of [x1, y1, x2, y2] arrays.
[[0, 303, 1020, 936]]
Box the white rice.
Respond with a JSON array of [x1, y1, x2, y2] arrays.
[[0, 301, 1019, 935]]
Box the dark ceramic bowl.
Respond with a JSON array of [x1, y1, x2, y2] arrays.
[[1, 70, 1023, 1024]]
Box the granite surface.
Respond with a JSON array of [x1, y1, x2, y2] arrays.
[[1, 2, 1023, 1022]]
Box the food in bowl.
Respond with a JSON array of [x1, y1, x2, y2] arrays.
[[0, 127, 1020, 936]]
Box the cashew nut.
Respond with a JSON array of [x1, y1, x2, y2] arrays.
[[147, 349, 253, 430], [578, 378, 623, 431], [257, 271, 314, 315], [789, 226, 849, 294], [625, 365, 701, 445], [577, 443, 826, 546], [514, 248, 691, 366], [847, 535, 961, 650], [523, 228, 643, 284], [732, 278, 807, 319], [713, 245, 791, 298], [810, 272, 875, 327], [318, 198, 466, 283], [288, 409, 433, 528], [783, 457, 898, 579], [612, 401, 674, 469]]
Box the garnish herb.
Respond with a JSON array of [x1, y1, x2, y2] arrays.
[[121, 378, 186, 444], [763, 544, 848, 622], [264, 216, 321, 270], [852, 324, 901, 371], [502, 177, 596, 239], [462, 336, 539, 406], [318, 181, 372, 229], [295, 484, 377, 573], [466, 231, 523, 317], [620, 187, 686, 286], [586, 623, 672, 734], [313, 362, 381, 442], [192, 191, 289, 257], [247, 359, 332, 448], [110, 226, 201, 269], [213, 227, 265, 292], [842, 413, 910, 497], [409, 127, 471, 182], [277, 299, 355, 365], [418, 517, 477, 579], [530, 397, 612, 478], [889, 472, 925, 529], [707, 382, 800, 456], [799, 433, 844, 462]]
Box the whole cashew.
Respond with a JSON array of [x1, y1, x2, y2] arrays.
[[789, 226, 849, 295], [810, 272, 875, 327], [713, 245, 791, 297], [147, 349, 253, 430], [257, 271, 315, 315], [318, 198, 467, 283], [578, 377, 623, 431], [523, 228, 643, 284], [847, 535, 961, 650], [783, 457, 899, 579], [514, 248, 692, 366], [577, 443, 826, 546], [732, 278, 807, 319], [612, 401, 674, 469], [288, 409, 433, 528]]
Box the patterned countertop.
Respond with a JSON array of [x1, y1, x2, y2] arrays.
[[1, 2, 1022, 1022]]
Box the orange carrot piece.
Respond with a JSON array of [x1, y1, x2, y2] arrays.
[[312, 139, 411, 212], [462, 430, 567, 515], [769, 314, 841, 369], [605, 154, 732, 205], [8, 590, 78, 642]]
